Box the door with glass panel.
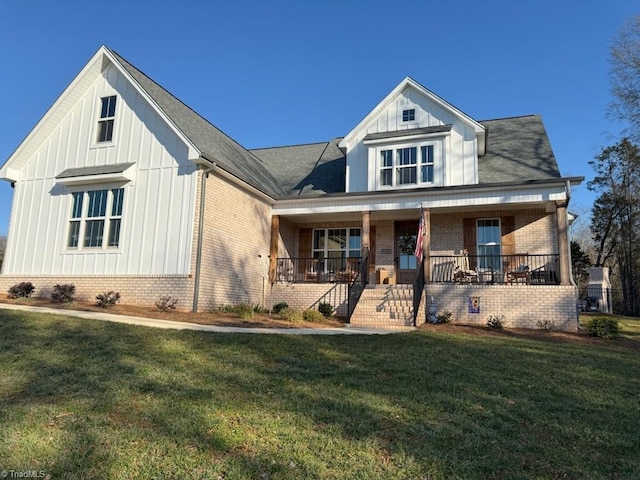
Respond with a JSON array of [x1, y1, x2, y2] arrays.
[[476, 218, 502, 282], [395, 221, 418, 284]]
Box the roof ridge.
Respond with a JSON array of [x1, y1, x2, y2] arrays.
[[479, 114, 540, 122]]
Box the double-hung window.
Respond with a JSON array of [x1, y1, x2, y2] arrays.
[[379, 142, 437, 188], [477, 218, 501, 271], [97, 95, 117, 143], [67, 188, 125, 249], [312, 228, 361, 272]]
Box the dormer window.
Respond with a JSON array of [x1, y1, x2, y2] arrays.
[[97, 95, 117, 143], [379, 143, 437, 187], [402, 109, 415, 122]]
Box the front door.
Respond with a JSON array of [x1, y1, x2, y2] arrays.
[[395, 220, 419, 284]]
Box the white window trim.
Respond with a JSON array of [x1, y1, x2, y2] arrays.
[[312, 228, 362, 273], [374, 138, 443, 190], [476, 218, 502, 272], [92, 93, 118, 148], [65, 186, 125, 251]]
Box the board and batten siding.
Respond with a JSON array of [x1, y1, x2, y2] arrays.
[[345, 86, 478, 193], [2, 64, 197, 276]]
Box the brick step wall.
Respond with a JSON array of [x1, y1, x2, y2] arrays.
[[349, 285, 416, 330]]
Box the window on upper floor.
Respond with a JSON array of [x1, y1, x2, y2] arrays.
[[379, 144, 435, 188], [402, 109, 415, 122], [68, 188, 124, 249], [97, 95, 117, 143]]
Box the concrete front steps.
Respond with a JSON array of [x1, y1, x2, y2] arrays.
[[349, 284, 417, 331]]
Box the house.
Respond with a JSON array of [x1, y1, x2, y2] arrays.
[[0, 46, 583, 330]]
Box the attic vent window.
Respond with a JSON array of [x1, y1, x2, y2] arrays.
[[97, 95, 117, 143], [402, 109, 415, 122]]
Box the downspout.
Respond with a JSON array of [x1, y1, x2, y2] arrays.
[[193, 162, 216, 313]]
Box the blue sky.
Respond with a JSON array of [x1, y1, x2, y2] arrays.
[[0, 1, 637, 236]]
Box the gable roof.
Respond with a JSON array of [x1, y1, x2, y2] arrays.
[[107, 49, 286, 198], [339, 77, 486, 152], [251, 138, 345, 196], [0, 46, 285, 198], [478, 115, 561, 183]]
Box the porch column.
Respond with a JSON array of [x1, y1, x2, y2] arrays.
[[269, 215, 279, 283], [423, 208, 431, 282], [362, 210, 370, 254], [555, 201, 572, 285]]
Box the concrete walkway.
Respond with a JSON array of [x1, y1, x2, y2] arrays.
[[0, 303, 395, 335]]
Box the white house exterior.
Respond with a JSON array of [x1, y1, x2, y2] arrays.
[[0, 46, 583, 330]]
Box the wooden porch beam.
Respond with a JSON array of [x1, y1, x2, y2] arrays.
[[269, 215, 279, 284], [555, 201, 572, 285]]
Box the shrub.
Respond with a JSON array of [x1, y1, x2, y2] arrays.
[[235, 303, 255, 320], [586, 317, 619, 339], [486, 314, 505, 329], [318, 302, 333, 317], [436, 310, 452, 324], [51, 284, 75, 303], [8, 282, 35, 299], [272, 302, 289, 314], [96, 291, 121, 308], [155, 295, 178, 312], [536, 319, 555, 332], [303, 309, 325, 323], [278, 307, 303, 323]]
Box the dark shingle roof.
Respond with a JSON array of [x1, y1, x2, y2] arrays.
[[56, 162, 135, 179], [479, 115, 561, 183], [109, 49, 286, 198], [363, 125, 452, 142], [251, 138, 345, 196]]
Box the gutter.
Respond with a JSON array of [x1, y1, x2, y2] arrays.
[[192, 160, 216, 313]]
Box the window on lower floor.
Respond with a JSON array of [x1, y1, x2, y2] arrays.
[[67, 188, 124, 249], [312, 228, 361, 272], [477, 218, 501, 270]]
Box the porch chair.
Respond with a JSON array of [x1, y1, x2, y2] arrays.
[[506, 253, 530, 284], [453, 251, 478, 283], [336, 258, 358, 283], [304, 259, 319, 282]]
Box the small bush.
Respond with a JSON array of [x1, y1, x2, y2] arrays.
[[272, 302, 289, 314], [8, 282, 35, 299], [487, 314, 505, 330], [51, 284, 75, 303], [318, 302, 334, 317], [96, 291, 121, 308], [536, 319, 555, 332], [235, 303, 255, 320], [155, 295, 178, 312], [436, 310, 452, 324], [303, 309, 325, 323], [278, 307, 303, 323], [586, 317, 619, 339]]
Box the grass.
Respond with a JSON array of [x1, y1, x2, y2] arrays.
[[0, 311, 639, 479]]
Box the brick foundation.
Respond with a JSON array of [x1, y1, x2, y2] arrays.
[[419, 283, 579, 331]]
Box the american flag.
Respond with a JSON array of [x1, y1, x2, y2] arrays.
[[414, 210, 424, 263]]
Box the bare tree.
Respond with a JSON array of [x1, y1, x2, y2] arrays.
[[588, 139, 640, 315], [609, 15, 640, 140]]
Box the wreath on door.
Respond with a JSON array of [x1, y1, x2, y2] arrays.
[[398, 234, 416, 255]]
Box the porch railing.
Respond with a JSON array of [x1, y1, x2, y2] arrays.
[[429, 253, 560, 285], [275, 257, 363, 284], [347, 249, 369, 322]]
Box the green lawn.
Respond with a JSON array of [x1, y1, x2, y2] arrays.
[[1, 310, 639, 479]]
